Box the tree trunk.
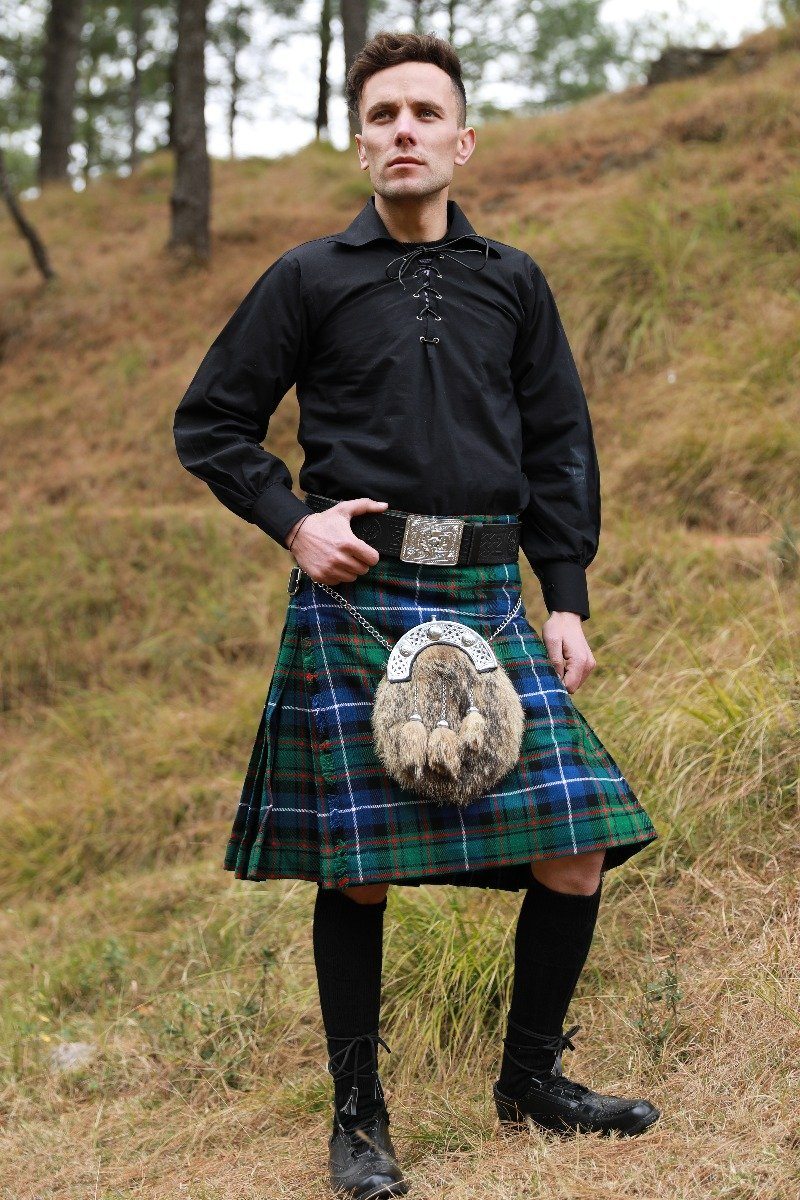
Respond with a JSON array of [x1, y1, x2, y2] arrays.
[[129, 0, 143, 171], [227, 4, 245, 158], [316, 0, 332, 141], [167, 44, 177, 149], [39, 0, 85, 186], [447, 0, 457, 42], [340, 0, 369, 142], [168, 0, 211, 263], [0, 148, 57, 281]]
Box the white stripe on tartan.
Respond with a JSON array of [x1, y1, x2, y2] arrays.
[[255, 702, 274, 829], [267, 805, 318, 814], [511, 619, 579, 854], [282, 686, 572, 716], [308, 585, 366, 882], [302, 598, 525, 628], [267, 772, 626, 817]]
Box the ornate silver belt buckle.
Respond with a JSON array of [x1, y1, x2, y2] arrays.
[[399, 513, 465, 565]]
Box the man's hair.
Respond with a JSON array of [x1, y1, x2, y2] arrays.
[[345, 31, 467, 131]]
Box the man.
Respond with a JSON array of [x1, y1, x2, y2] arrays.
[[173, 29, 659, 1200]]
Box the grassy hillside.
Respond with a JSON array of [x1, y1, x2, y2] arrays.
[[1, 21, 799, 1199]]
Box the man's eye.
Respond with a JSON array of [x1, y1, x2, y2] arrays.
[[372, 108, 437, 119]]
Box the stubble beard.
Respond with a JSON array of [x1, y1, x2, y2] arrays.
[[374, 163, 452, 204]]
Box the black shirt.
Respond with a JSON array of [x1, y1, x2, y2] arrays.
[[172, 195, 601, 619]]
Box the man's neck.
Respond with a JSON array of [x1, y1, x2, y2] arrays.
[[373, 192, 450, 244]]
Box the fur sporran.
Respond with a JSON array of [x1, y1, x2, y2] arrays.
[[296, 570, 526, 807], [371, 620, 525, 806]]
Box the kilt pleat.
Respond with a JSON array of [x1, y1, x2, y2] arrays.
[[223, 513, 657, 891]]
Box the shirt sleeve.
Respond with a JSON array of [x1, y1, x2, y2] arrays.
[[511, 255, 601, 621], [172, 251, 314, 548]]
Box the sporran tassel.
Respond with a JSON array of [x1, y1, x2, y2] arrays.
[[394, 682, 429, 777], [458, 684, 486, 751], [426, 675, 461, 778]]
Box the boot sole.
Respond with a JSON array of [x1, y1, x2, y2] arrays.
[[331, 1181, 409, 1199], [496, 1097, 661, 1138]]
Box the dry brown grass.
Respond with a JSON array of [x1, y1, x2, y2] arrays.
[[1, 20, 799, 1200]]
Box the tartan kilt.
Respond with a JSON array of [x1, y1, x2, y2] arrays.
[[223, 513, 657, 891]]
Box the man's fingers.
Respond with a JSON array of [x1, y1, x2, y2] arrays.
[[325, 549, 372, 576], [562, 663, 582, 693], [543, 634, 566, 678], [338, 497, 390, 517], [342, 534, 383, 566], [562, 652, 597, 694], [343, 536, 380, 567], [541, 614, 597, 694]]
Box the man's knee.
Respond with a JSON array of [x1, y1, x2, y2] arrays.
[[530, 850, 605, 896], [341, 882, 391, 905]]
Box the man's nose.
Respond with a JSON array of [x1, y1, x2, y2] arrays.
[[393, 111, 418, 141]]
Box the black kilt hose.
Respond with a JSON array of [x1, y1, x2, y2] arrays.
[[223, 511, 657, 892]]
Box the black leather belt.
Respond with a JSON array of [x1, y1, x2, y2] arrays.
[[303, 493, 521, 566]]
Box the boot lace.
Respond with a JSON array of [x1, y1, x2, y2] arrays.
[[327, 1031, 391, 1122], [501, 1019, 584, 1082]]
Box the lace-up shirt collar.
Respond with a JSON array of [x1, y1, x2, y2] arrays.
[[328, 194, 501, 256]]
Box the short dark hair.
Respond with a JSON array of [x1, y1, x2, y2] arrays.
[[345, 30, 467, 130]]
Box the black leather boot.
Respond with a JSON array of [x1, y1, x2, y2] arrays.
[[494, 1021, 660, 1138], [326, 1032, 409, 1199]]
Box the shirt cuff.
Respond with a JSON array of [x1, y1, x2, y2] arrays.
[[533, 561, 590, 621], [250, 484, 314, 548]]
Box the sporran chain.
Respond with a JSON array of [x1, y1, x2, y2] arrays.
[[310, 576, 523, 651]]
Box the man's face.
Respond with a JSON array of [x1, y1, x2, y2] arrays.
[[354, 61, 475, 201]]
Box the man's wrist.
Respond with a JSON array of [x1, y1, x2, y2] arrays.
[[534, 561, 590, 621], [251, 484, 313, 547], [285, 513, 310, 550]]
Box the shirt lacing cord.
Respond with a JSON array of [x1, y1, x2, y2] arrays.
[[384, 234, 491, 347]]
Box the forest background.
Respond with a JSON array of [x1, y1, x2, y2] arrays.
[[1, 2, 799, 1197]]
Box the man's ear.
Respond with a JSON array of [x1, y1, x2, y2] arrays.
[[354, 134, 368, 171], [455, 127, 476, 167]]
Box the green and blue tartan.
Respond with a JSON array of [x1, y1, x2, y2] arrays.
[[223, 512, 657, 891]]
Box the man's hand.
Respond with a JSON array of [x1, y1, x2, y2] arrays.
[[542, 611, 596, 693], [284, 497, 389, 584]]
